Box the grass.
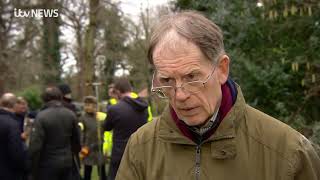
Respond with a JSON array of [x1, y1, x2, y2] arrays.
[[80, 164, 109, 180]]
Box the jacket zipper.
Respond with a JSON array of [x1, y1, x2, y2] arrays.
[[195, 133, 203, 180], [195, 145, 201, 180], [194, 135, 234, 180]]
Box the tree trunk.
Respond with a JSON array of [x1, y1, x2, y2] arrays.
[[75, 22, 84, 99], [42, 0, 61, 85], [83, 0, 99, 96]]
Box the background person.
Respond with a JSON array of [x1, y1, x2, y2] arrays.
[[104, 77, 149, 180], [13, 96, 28, 134], [79, 96, 107, 180], [28, 87, 81, 180], [0, 93, 27, 180]]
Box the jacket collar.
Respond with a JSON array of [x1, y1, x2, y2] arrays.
[[157, 84, 246, 159], [206, 85, 246, 142], [0, 108, 14, 116], [41, 100, 63, 110]]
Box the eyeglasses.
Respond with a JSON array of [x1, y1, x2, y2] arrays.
[[151, 66, 217, 99]]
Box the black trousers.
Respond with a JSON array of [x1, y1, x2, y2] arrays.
[[84, 165, 106, 180], [72, 155, 82, 180], [37, 167, 73, 180]]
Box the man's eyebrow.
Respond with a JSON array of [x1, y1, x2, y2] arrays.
[[182, 69, 201, 76], [157, 73, 170, 79]]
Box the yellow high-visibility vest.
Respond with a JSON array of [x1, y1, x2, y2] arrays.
[[130, 92, 138, 99], [147, 106, 153, 122], [96, 112, 113, 157], [109, 98, 118, 105]]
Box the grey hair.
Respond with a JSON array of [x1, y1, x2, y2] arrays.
[[148, 10, 225, 65], [0, 93, 17, 108]]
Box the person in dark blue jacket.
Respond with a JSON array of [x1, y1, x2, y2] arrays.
[[104, 78, 148, 180], [0, 93, 27, 180]]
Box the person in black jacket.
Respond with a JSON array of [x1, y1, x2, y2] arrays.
[[28, 87, 81, 180], [0, 93, 27, 180], [104, 78, 148, 180], [57, 83, 82, 180]]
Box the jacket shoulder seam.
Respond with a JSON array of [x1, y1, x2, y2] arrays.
[[242, 125, 293, 163], [241, 105, 295, 166]]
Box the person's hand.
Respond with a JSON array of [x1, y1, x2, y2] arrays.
[[21, 132, 28, 141], [80, 146, 89, 159]]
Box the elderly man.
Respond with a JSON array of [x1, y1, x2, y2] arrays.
[[0, 93, 27, 180], [116, 11, 320, 180]]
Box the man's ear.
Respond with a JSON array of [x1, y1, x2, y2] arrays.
[[217, 55, 230, 84], [115, 90, 122, 99]]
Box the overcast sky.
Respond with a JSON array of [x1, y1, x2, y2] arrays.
[[114, 0, 171, 76], [119, 0, 170, 21], [62, 0, 171, 76]]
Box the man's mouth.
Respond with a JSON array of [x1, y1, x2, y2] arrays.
[[178, 106, 199, 116]]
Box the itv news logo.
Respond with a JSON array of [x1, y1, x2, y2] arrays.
[[14, 8, 59, 18]]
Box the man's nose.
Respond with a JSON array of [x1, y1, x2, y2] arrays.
[[174, 86, 189, 101]]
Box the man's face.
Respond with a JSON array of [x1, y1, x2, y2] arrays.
[[153, 34, 229, 126], [84, 103, 96, 114], [108, 87, 119, 99], [14, 102, 28, 114]]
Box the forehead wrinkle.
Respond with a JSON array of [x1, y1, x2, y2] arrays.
[[156, 63, 201, 78], [153, 30, 211, 79], [153, 42, 204, 72], [154, 55, 200, 68]]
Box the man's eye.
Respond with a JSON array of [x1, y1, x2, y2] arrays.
[[159, 78, 171, 84], [186, 73, 198, 81], [188, 74, 195, 79]]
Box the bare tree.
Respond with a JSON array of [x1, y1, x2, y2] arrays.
[[125, 5, 171, 113], [61, 0, 88, 99]]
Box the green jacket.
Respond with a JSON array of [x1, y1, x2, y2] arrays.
[[116, 86, 320, 180], [80, 113, 107, 165]]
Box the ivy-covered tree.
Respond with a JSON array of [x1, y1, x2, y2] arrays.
[[42, 0, 62, 84]]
